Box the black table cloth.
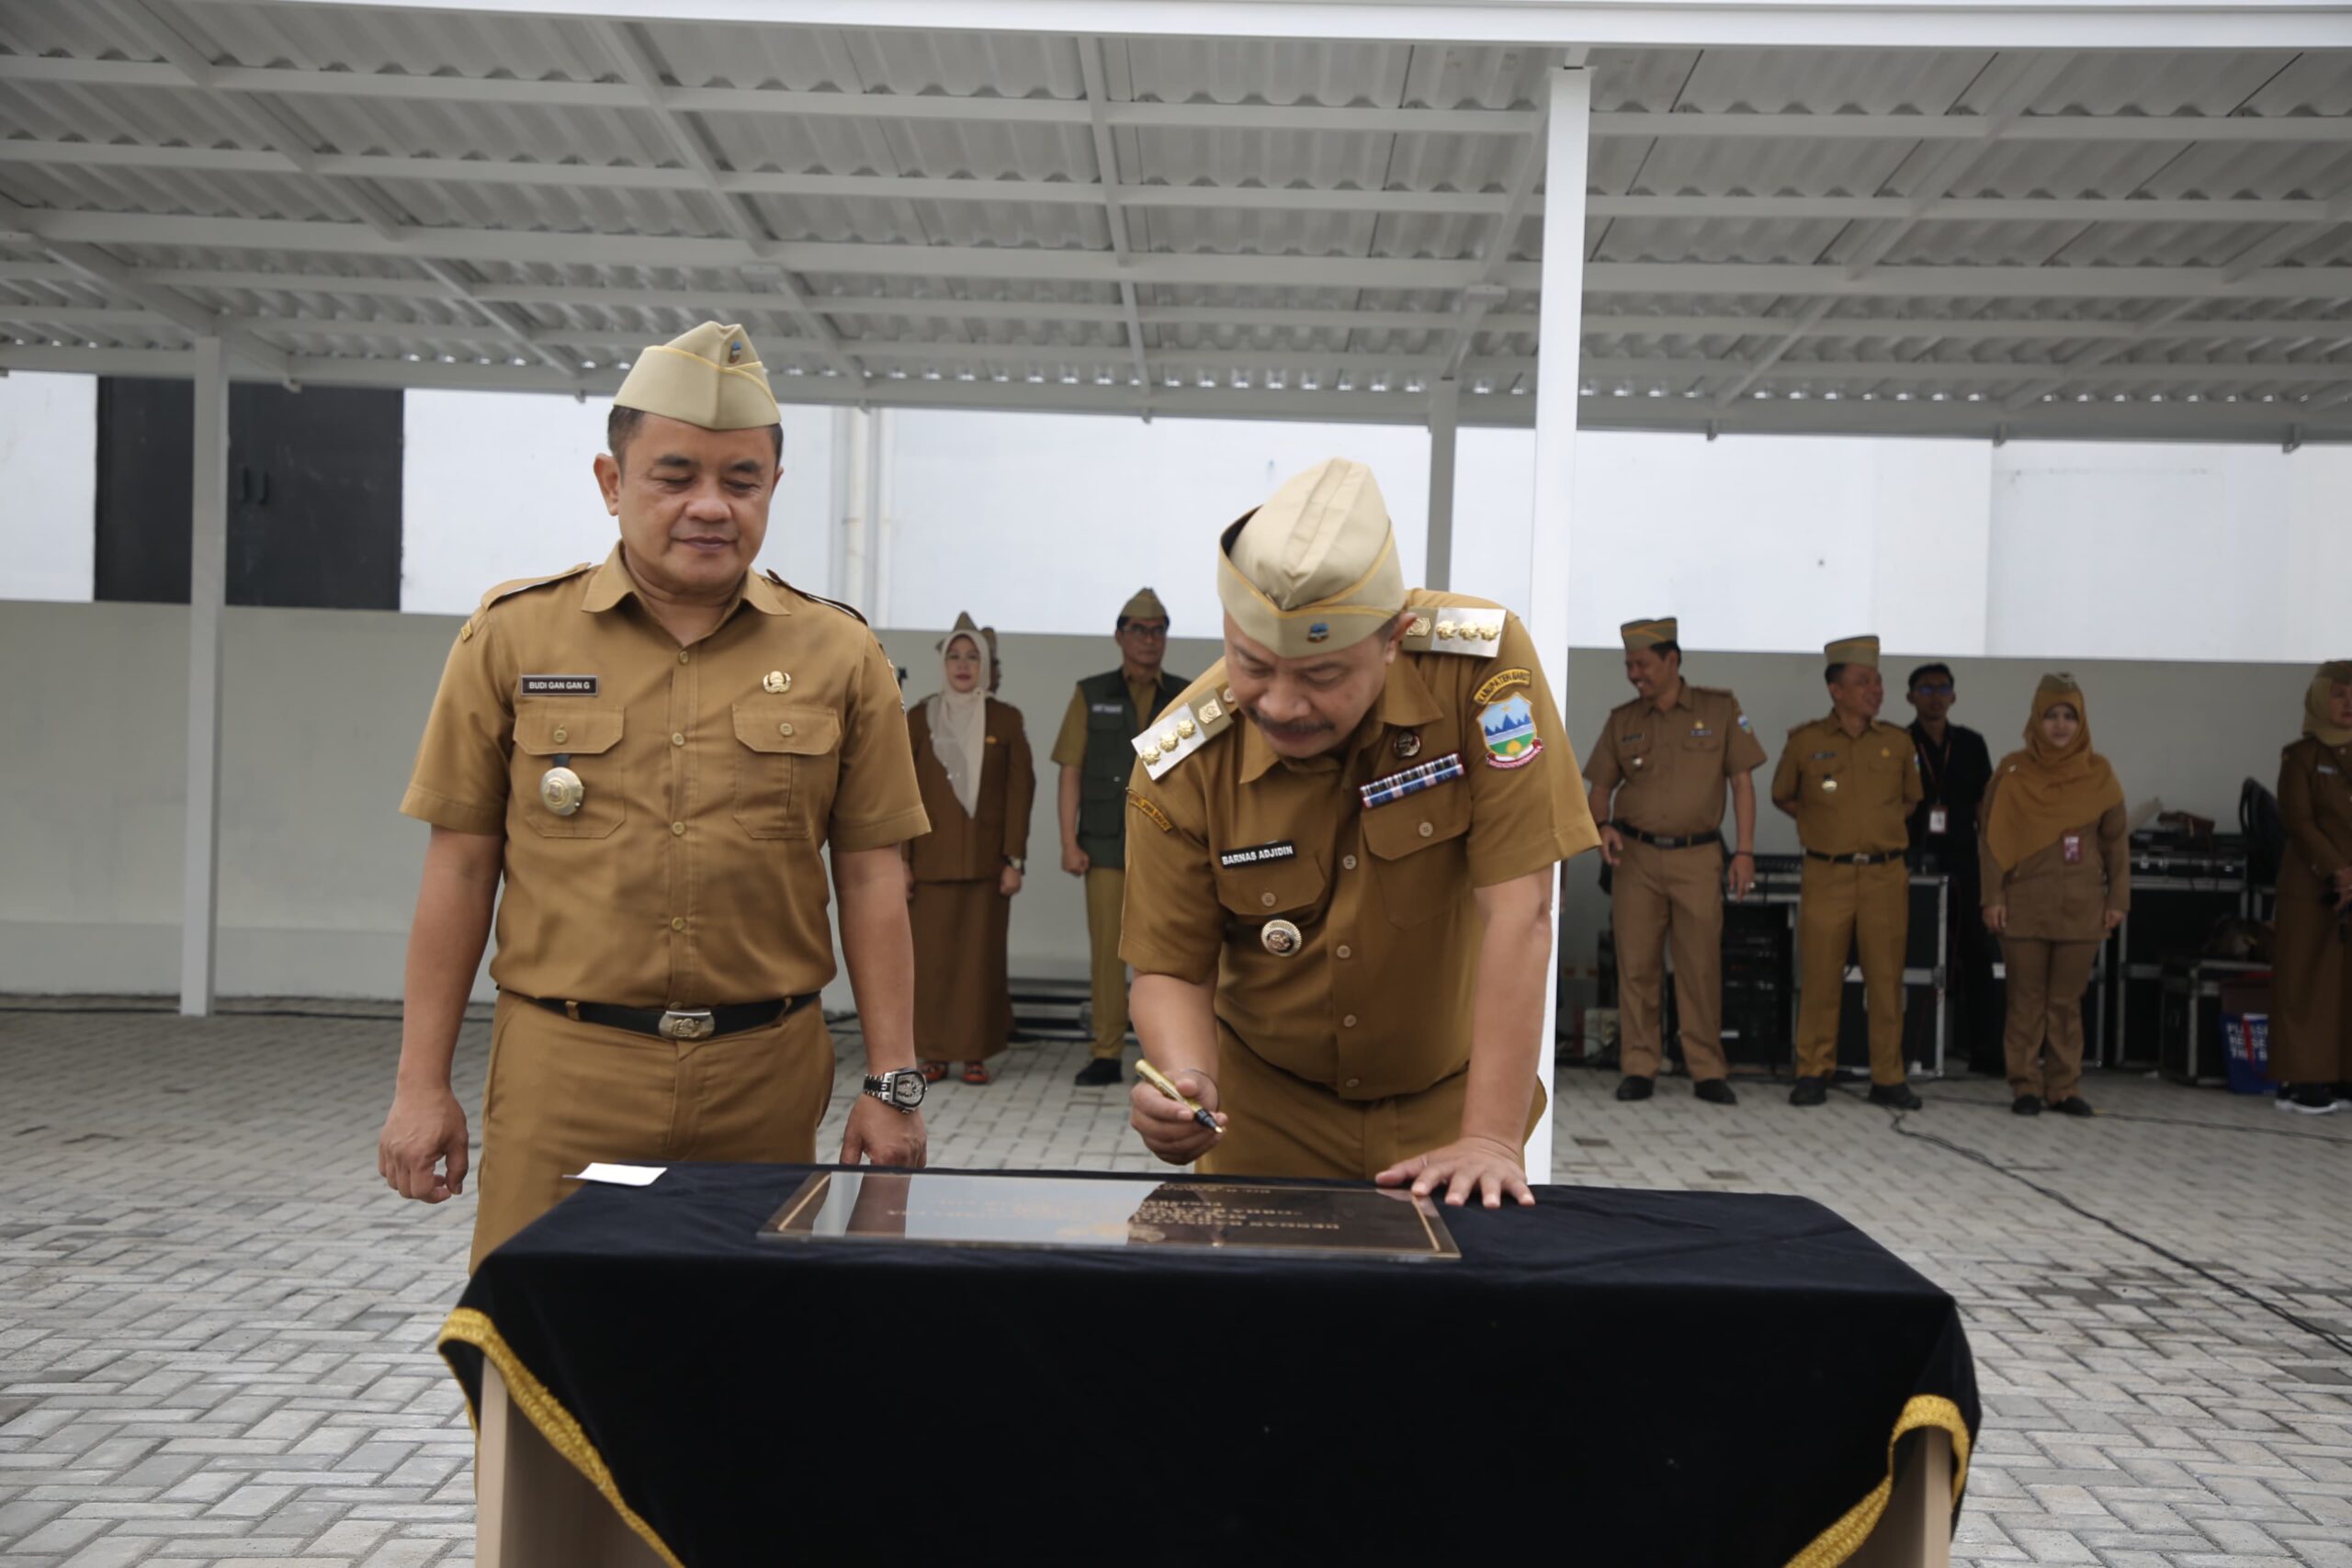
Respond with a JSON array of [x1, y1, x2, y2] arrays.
[[439, 1164, 1975, 1568]]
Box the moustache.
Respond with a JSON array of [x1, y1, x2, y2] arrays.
[[1246, 710, 1331, 739]]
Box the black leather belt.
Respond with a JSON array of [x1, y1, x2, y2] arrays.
[[1804, 850, 1905, 867], [1615, 824, 1723, 851], [523, 992, 815, 1042]]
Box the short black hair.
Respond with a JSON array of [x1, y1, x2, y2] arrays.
[[1907, 662, 1954, 691], [1116, 614, 1170, 634], [605, 405, 784, 468], [1825, 663, 1846, 685], [1649, 640, 1682, 659]]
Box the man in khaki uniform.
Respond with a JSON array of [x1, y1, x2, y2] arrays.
[[1121, 459, 1599, 1209], [377, 322, 933, 1270], [1049, 589, 1187, 1086], [1770, 636, 1925, 1109], [1585, 616, 1767, 1106]]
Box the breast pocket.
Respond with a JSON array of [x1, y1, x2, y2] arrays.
[[732, 701, 841, 840], [1212, 851, 1328, 928], [1363, 782, 1473, 928], [513, 706, 627, 839]]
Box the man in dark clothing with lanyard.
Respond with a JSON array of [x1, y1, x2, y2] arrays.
[[1905, 663, 1997, 1072]]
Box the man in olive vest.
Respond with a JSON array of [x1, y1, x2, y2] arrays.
[[1052, 588, 1187, 1085]]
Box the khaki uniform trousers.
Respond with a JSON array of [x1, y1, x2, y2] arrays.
[[1796, 859, 1910, 1085], [470, 992, 834, 1270], [1611, 838, 1729, 1081], [1997, 937, 2098, 1101], [1198, 1024, 1547, 1182], [1084, 866, 1130, 1059], [2271, 862, 2352, 1086]]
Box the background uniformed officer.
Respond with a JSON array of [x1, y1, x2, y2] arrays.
[[377, 322, 933, 1270], [1050, 589, 1187, 1086], [1586, 616, 1767, 1106], [1771, 636, 1925, 1109], [1121, 458, 1599, 1208]]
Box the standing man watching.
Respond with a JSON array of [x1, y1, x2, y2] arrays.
[[377, 322, 933, 1271], [1771, 636, 1926, 1110], [1120, 459, 1598, 1208], [1050, 589, 1188, 1086], [1585, 617, 1767, 1106], [1905, 662, 1996, 1073]]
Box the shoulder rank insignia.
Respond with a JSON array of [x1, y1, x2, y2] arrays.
[[1403, 610, 1504, 659], [1135, 685, 1239, 782], [786, 576, 871, 625]]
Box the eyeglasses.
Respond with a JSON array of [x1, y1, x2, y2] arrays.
[[1124, 623, 1170, 639], [1911, 683, 1954, 695]]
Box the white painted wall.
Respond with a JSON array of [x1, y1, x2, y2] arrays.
[[0, 596, 2316, 1004], [0, 372, 96, 603]]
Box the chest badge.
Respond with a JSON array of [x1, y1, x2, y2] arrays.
[[763, 671, 791, 694], [539, 758, 585, 818], [1393, 730, 1423, 761], [1821, 776, 1839, 795], [1261, 919, 1303, 958]]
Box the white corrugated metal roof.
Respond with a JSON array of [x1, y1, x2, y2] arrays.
[[2, 0, 2349, 442]]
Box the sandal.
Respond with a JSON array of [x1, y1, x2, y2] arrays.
[[961, 1061, 993, 1086], [920, 1060, 949, 1083]]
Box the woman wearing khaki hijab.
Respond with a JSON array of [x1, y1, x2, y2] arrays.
[[1980, 675, 2129, 1117], [2271, 660, 2352, 1114], [903, 616, 1035, 1085]]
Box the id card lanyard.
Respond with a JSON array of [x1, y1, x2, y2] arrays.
[[1914, 729, 1950, 834]]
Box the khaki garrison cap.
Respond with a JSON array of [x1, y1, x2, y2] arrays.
[[1621, 617, 1678, 651], [1825, 635, 1882, 669], [937, 610, 982, 653], [1216, 458, 1408, 658], [1120, 587, 1170, 625], [613, 321, 779, 431]]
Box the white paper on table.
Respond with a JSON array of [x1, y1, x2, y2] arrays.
[[567, 1162, 667, 1187]]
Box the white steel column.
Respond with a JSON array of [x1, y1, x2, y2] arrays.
[[1524, 62, 1592, 1181], [180, 337, 229, 1017], [1425, 378, 1459, 590]]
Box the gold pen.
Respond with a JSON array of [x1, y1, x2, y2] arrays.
[[1135, 1058, 1220, 1136]]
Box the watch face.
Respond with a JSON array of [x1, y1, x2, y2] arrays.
[[891, 1074, 924, 1107]]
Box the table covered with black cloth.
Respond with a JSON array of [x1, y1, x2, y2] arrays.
[[438, 1163, 1976, 1568]]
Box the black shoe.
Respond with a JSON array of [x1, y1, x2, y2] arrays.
[[2011, 1094, 2043, 1116], [1693, 1078, 1737, 1106], [2278, 1082, 2341, 1115], [1788, 1076, 1827, 1107], [1867, 1081, 1923, 1111], [1615, 1075, 1655, 1102], [2051, 1096, 2094, 1117], [1072, 1056, 1125, 1088]]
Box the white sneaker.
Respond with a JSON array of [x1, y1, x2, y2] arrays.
[[2277, 1088, 2341, 1115]]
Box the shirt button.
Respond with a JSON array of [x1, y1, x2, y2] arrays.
[[678, 650, 690, 664], [1418, 821, 1434, 838], [1336, 944, 1352, 959], [670, 916, 685, 931], [1342, 1014, 1358, 1028], [551, 726, 568, 745], [671, 821, 686, 836], [1345, 1077, 1361, 1089], [671, 732, 685, 747], [1260, 892, 1276, 908], [778, 722, 795, 737], [1342, 854, 1358, 871]]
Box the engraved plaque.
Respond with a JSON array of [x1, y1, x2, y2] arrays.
[[760, 1171, 1459, 1261]]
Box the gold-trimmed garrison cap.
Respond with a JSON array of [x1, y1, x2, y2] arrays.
[[613, 321, 778, 431], [1825, 634, 1882, 670], [1216, 458, 1407, 658], [937, 609, 982, 652], [1119, 587, 1170, 625], [1621, 616, 1678, 652]]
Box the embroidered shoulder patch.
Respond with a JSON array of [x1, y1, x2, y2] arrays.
[[1474, 667, 1532, 705], [1127, 791, 1173, 833], [1478, 695, 1544, 770]]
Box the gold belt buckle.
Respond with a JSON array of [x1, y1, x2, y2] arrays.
[[660, 1009, 716, 1041]]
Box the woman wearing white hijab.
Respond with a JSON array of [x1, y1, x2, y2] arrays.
[[904, 615, 1035, 1084], [2272, 660, 2352, 1114]]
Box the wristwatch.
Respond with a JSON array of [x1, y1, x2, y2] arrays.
[[1004, 855, 1026, 874], [864, 1068, 926, 1112]]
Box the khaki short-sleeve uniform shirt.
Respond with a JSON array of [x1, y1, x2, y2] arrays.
[[1584, 683, 1768, 836], [1770, 715, 1924, 856], [400, 546, 929, 1009], [1120, 592, 1600, 1101]]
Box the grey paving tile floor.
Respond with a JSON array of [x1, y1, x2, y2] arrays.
[[2, 997, 2348, 1565]]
